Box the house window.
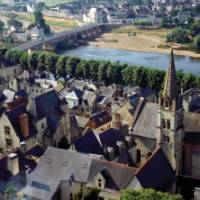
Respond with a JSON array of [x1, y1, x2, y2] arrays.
[[98, 179, 102, 187], [69, 193, 73, 200], [4, 126, 11, 136], [136, 149, 141, 163], [6, 139, 12, 147], [41, 123, 44, 129]]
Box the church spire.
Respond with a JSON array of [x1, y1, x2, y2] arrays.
[[163, 48, 178, 100]]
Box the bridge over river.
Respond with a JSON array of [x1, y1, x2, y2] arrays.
[[17, 24, 118, 52]]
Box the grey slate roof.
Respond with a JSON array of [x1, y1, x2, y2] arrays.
[[136, 147, 175, 192], [184, 112, 200, 133], [22, 147, 102, 200], [133, 102, 157, 139], [88, 159, 137, 190]]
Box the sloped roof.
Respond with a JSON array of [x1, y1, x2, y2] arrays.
[[133, 102, 157, 139], [99, 128, 135, 148], [136, 147, 175, 192], [117, 149, 137, 167], [6, 105, 37, 141], [22, 147, 101, 200], [115, 101, 135, 126], [184, 112, 200, 133], [73, 130, 105, 157], [88, 159, 137, 190], [162, 48, 178, 100], [89, 111, 112, 128], [32, 90, 62, 120]]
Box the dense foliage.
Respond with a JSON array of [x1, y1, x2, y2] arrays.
[[7, 17, 23, 31], [4, 48, 200, 92], [28, 10, 51, 35], [166, 20, 200, 51], [166, 28, 190, 43], [0, 20, 5, 34], [74, 187, 100, 200], [120, 189, 184, 200]]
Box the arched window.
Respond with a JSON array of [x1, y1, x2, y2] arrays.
[[165, 100, 169, 108], [167, 119, 171, 130], [162, 119, 166, 129]]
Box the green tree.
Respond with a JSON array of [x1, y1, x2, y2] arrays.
[[194, 34, 200, 51], [33, 10, 50, 35], [74, 187, 100, 200], [66, 56, 80, 77], [20, 52, 29, 70], [166, 28, 190, 43], [122, 66, 134, 85], [0, 20, 5, 34], [181, 73, 196, 90], [120, 189, 184, 200], [133, 66, 148, 87], [7, 17, 22, 31], [37, 52, 46, 72], [56, 56, 68, 78], [89, 60, 100, 81], [5, 49, 22, 63], [76, 61, 84, 78], [190, 20, 200, 36], [98, 61, 109, 83], [45, 53, 58, 75], [82, 60, 91, 79], [187, 16, 194, 25], [147, 68, 165, 91], [107, 62, 123, 84], [28, 52, 39, 70]]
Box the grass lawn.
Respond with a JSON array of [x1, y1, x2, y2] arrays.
[[16, 13, 78, 28], [43, 0, 73, 7], [111, 25, 172, 38]]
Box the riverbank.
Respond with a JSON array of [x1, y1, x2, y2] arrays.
[[89, 31, 200, 58]]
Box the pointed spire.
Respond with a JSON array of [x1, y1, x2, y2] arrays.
[[163, 48, 178, 99]]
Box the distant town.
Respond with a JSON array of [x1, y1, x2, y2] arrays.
[[1, 0, 200, 200]]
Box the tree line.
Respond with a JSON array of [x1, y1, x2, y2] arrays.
[[2, 47, 200, 92], [166, 20, 200, 51]]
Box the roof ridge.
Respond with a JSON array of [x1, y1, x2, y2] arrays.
[[94, 159, 138, 171]]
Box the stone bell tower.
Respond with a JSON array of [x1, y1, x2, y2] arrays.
[[157, 48, 184, 175]]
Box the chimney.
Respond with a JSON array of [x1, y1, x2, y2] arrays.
[[115, 113, 121, 130], [7, 153, 19, 176], [19, 113, 29, 138]]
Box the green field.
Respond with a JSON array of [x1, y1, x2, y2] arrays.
[[44, 0, 73, 7]]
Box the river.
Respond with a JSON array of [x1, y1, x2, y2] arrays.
[[61, 45, 200, 75]]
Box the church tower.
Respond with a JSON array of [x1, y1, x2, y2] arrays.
[[157, 48, 184, 175]]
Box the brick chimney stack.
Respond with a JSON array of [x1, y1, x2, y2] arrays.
[[19, 113, 29, 138]]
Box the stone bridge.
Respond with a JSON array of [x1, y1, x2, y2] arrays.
[[17, 24, 119, 52]]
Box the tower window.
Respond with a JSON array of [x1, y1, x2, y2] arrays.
[[167, 120, 171, 130], [162, 119, 166, 129], [165, 100, 169, 109], [163, 135, 170, 143]]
